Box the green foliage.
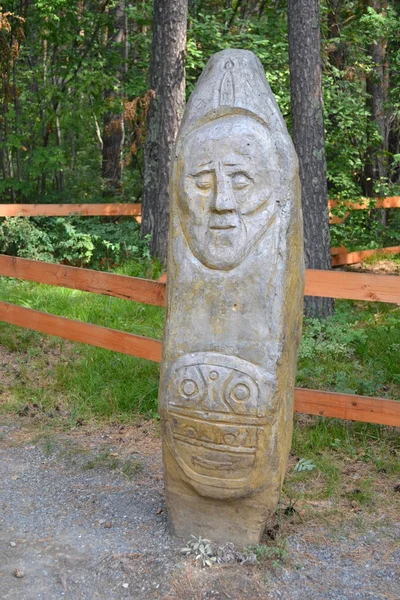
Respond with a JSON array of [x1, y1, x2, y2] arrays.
[[299, 313, 367, 361], [187, 5, 290, 114], [82, 450, 143, 478], [288, 416, 399, 502], [180, 536, 217, 567], [330, 208, 400, 250], [247, 542, 287, 566], [297, 301, 400, 399], [0, 217, 54, 261], [294, 458, 316, 472], [0, 216, 151, 268]]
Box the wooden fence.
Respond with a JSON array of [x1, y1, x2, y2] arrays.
[[1, 197, 399, 222], [1, 198, 399, 265], [329, 196, 400, 265], [0, 203, 142, 218], [328, 196, 400, 224], [0, 254, 399, 427], [331, 245, 400, 267]]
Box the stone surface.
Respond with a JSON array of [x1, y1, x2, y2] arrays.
[[159, 49, 305, 546]]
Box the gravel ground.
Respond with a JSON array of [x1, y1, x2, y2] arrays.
[[0, 421, 399, 600]]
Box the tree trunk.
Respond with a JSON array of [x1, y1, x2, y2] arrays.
[[366, 0, 389, 181], [101, 0, 127, 196], [141, 0, 188, 265], [53, 96, 65, 194], [12, 61, 23, 191], [288, 0, 334, 318], [326, 0, 345, 69], [364, 0, 389, 224]]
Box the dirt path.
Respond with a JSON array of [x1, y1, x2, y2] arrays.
[[0, 420, 399, 600]]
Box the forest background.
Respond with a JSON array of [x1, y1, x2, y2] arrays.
[[0, 0, 399, 270]]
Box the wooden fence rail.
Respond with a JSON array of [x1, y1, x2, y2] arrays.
[[0, 301, 162, 362], [331, 246, 400, 267], [2, 197, 399, 221], [0, 255, 166, 306], [328, 196, 400, 224], [2, 255, 399, 304], [0, 203, 142, 217], [0, 254, 399, 427]]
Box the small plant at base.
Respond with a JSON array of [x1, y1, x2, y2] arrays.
[[247, 543, 287, 566], [294, 458, 317, 472], [180, 535, 217, 567]]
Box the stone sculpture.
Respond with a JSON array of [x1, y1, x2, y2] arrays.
[[159, 49, 304, 546]]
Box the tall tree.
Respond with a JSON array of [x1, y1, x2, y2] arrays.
[[101, 0, 127, 196], [288, 0, 334, 318], [141, 0, 188, 265], [363, 0, 391, 192]]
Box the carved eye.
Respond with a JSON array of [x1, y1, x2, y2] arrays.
[[231, 172, 252, 190], [193, 172, 214, 190], [231, 383, 250, 402], [224, 372, 258, 415], [180, 379, 199, 398]]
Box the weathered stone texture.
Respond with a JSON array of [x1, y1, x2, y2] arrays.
[[159, 49, 304, 546]]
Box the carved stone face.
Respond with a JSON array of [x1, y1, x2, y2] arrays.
[[178, 115, 279, 270]]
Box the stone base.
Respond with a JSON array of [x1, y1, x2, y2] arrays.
[[163, 446, 280, 547]]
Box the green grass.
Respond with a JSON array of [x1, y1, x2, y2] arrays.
[[363, 252, 400, 266], [297, 300, 400, 400], [0, 260, 164, 420], [0, 262, 399, 424], [82, 450, 143, 478], [285, 415, 399, 503], [247, 542, 288, 566]]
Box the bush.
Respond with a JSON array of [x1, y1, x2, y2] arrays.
[[0, 216, 151, 269], [0, 217, 54, 262]]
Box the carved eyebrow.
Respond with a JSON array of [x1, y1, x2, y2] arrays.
[[222, 155, 251, 165], [190, 168, 214, 176], [230, 171, 255, 182]]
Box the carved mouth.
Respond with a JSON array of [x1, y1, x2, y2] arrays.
[[192, 455, 233, 470], [209, 225, 236, 230]]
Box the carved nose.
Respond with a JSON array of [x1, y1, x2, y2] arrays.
[[213, 183, 236, 213]]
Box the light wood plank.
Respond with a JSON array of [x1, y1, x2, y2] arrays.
[[304, 269, 400, 303], [331, 246, 348, 255], [0, 255, 165, 306], [1, 257, 399, 307], [329, 196, 400, 210], [0, 196, 397, 219], [331, 246, 400, 267], [294, 388, 400, 427], [0, 302, 162, 362], [328, 196, 400, 224], [329, 215, 347, 224], [0, 203, 142, 217]]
